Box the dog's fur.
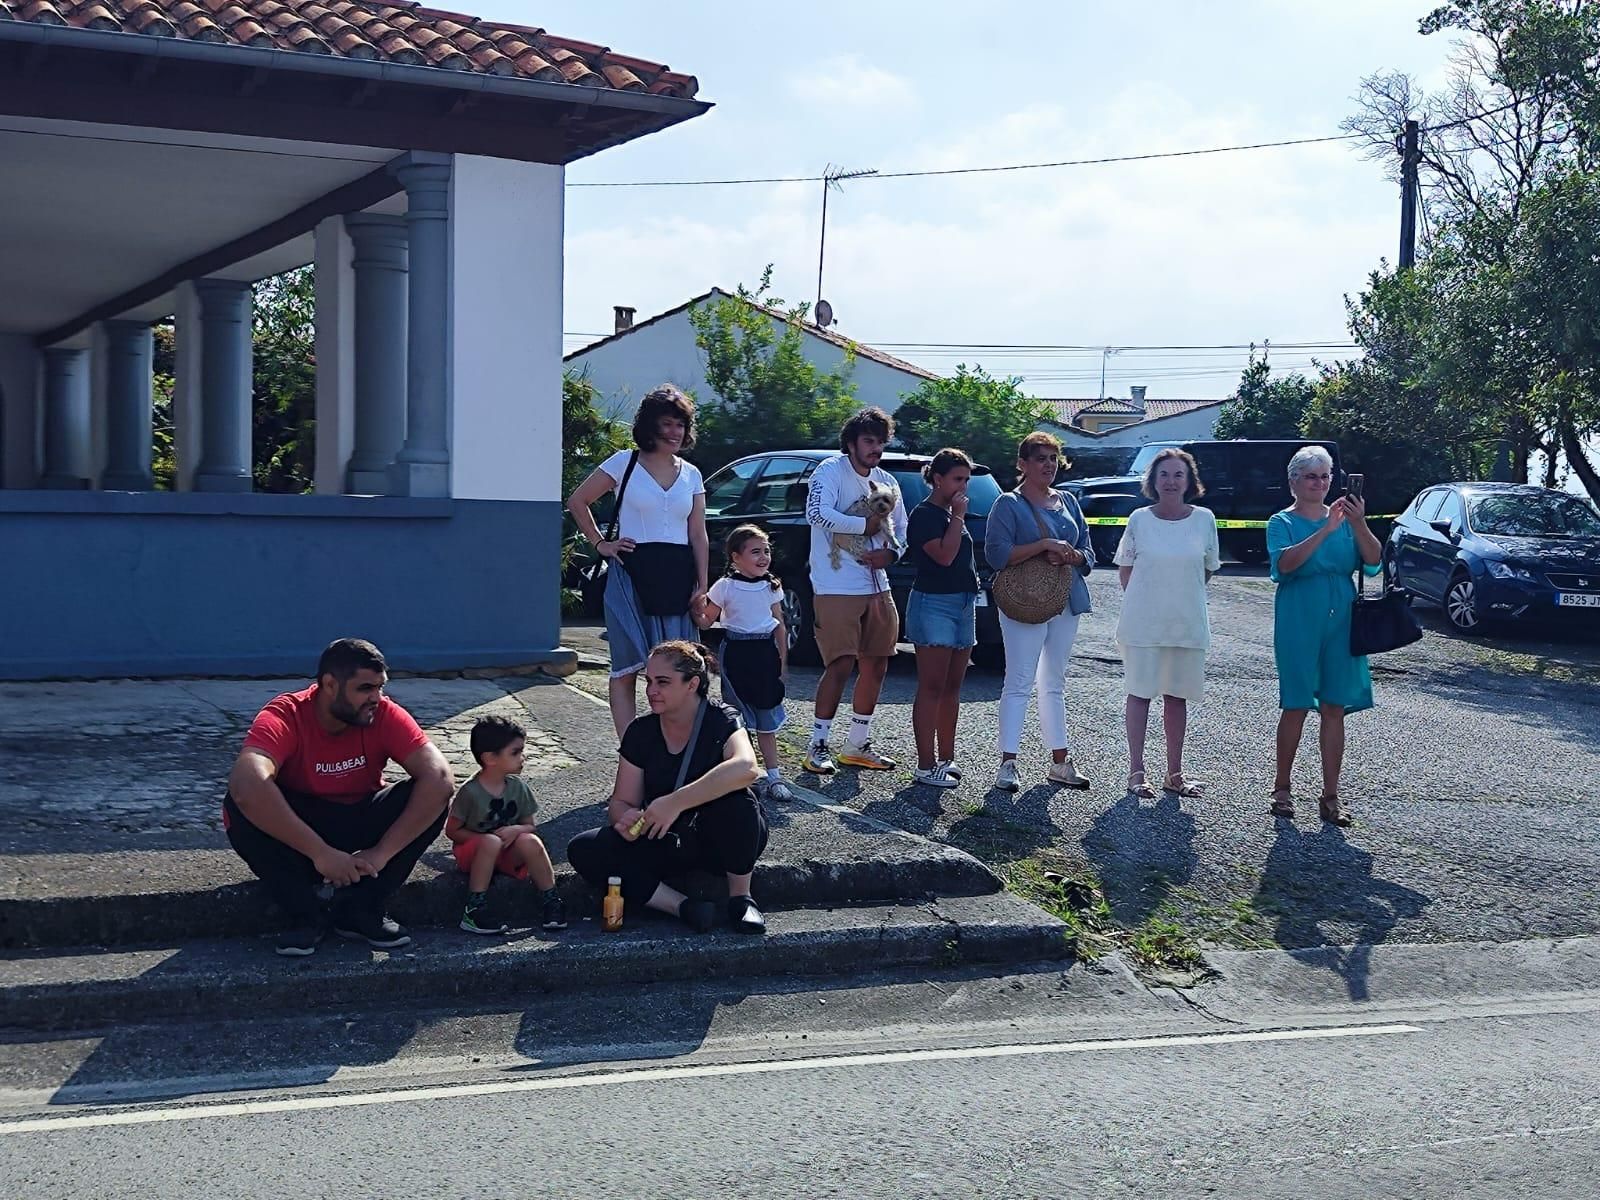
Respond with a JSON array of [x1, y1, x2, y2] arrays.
[[828, 481, 900, 570]]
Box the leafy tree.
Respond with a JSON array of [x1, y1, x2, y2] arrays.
[[250, 267, 316, 494], [686, 267, 859, 473], [562, 369, 629, 499], [893, 364, 1052, 487], [1213, 354, 1316, 440], [151, 321, 176, 490]]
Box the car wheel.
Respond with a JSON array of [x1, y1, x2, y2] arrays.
[[782, 583, 821, 667], [1444, 571, 1483, 634]]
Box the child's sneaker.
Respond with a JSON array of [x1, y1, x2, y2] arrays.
[[540, 892, 569, 931], [838, 742, 897, 770], [912, 764, 959, 789], [459, 905, 507, 936], [802, 742, 836, 774]]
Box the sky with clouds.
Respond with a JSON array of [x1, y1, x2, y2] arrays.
[[473, 2, 1460, 400]]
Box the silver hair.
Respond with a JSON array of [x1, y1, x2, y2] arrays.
[[1287, 445, 1334, 481]]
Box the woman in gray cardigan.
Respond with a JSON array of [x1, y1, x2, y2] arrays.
[[983, 432, 1095, 793]]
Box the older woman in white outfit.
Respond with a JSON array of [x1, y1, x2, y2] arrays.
[[1113, 448, 1221, 799]]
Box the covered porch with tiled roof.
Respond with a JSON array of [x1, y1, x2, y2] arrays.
[[0, 1, 708, 678]]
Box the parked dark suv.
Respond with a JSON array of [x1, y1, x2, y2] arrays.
[[1069, 439, 1343, 565], [699, 449, 1007, 666], [1386, 482, 1600, 634]]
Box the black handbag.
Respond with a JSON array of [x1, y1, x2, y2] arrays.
[[1349, 562, 1423, 656], [622, 542, 698, 616], [579, 451, 639, 607]]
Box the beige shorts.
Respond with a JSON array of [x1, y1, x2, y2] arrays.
[[813, 591, 899, 664]]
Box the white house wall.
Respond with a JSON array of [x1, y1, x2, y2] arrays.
[[1053, 404, 1223, 449], [569, 303, 931, 425], [449, 154, 564, 503]]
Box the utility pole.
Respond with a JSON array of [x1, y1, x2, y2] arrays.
[[815, 164, 877, 323], [1398, 119, 1420, 269]]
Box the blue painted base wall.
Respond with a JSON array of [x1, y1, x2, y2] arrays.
[[0, 493, 567, 680]]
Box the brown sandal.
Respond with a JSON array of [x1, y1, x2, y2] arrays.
[[1164, 773, 1205, 798], [1319, 794, 1354, 827], [1270, 788, 1295, 818]]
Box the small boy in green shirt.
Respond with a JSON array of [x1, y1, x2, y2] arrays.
[[447, 716, 566, 933]]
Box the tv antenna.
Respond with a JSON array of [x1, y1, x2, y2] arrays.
[[815, 163, 877, 325]]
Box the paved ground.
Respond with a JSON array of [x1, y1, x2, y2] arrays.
[[569, 567, 1600, 968], [4, 939, 1599, 1198]]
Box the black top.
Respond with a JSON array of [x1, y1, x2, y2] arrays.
[[907, 500, 979, 594], [620, 701, 751, 813]]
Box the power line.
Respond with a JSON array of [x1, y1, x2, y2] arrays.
[[568, 133, 1364, 188]]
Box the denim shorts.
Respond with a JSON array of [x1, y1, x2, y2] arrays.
[[905, 589, 977, 649]]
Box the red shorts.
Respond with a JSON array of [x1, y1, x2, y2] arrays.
[[451, 834, 530, 880]]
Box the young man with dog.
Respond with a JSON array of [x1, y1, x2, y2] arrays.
[[802, 407, 909, 774]]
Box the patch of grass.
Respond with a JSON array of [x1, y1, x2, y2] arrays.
[[1126, 916, 1205, 971], [995, 851, 1119, 964]]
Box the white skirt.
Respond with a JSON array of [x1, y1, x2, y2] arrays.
[[1120, 643, 1206, 701]]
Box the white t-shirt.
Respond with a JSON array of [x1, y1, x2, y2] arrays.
[[805, 454, 908, 596], [1113, 506, 1222, 649], [707, 576, 781, 635], [598, 449, 704, 545]]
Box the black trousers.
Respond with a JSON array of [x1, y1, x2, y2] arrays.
[[567, 790, 769, 905], [224, 781, 446, 923]]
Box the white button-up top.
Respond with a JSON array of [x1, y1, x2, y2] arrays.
[[599, 449, 704, 545]]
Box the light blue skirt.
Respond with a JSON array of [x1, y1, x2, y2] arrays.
[[603, 563, 695, 678]]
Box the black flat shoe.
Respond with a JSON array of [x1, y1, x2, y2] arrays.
[[728, 895, 766, 935], [678, 898, 717, 933]]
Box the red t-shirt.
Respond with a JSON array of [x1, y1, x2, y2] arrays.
[[241, 685, 431, 806]]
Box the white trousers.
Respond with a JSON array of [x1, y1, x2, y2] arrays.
[[997, 609, 1081, 755]]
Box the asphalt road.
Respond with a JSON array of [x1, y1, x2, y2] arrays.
[[570, 567, 1600, 954], [4, 988, 1596, 1199]]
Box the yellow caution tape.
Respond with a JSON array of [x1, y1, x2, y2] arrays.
[[1082, 514, 1396, 529]]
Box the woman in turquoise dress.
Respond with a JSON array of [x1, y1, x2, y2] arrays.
[[1266, 446, 1382, 826]]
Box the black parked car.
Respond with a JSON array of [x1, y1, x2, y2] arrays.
[[698, 449, 1007, 666], [1386, 482, 1600, 634], [1069, 439, 1343, 565]]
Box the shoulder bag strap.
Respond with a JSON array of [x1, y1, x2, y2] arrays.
[[673, 696, 710, 793], [603, 451, 640, 543], [1020, 492, 1053, 541]]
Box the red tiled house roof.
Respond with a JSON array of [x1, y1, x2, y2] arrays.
[[1046, 397, 1223, 425], [0, 0, 698, 97]]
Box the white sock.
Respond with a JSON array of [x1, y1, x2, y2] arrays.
[[847, 712, 873, 749], [766, 767, 782, 781], [810, 717, 833, 747]]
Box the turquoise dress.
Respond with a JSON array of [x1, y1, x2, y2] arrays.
[[1266, 510, 1381, 713]]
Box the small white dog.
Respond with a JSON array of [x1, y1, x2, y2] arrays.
[[829, 481, 900, 570]]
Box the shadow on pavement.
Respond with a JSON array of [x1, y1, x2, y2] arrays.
[[1080, 791, 1198, 930], [1253, 821, 1432, 1001]]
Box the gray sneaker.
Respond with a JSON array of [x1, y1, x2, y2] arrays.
[[993, 760, 1021, 792], [1047, 757, 1091, 789]]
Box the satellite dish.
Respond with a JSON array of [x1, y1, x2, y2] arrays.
[[815, 299, 834, 328]]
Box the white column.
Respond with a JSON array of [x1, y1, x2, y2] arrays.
[[388, 155, 451, 498], [0, 334, 41, 488], [448, 154, 564, 502], [312, 215, 357, 496], [172, 282, 204, 492]]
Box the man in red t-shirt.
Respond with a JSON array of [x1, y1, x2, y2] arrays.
[[225, 638, 454, 956]]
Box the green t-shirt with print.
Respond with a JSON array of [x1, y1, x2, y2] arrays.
[[450, 774, 539, 834]]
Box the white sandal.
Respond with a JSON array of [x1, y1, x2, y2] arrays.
[[1127, 770, 1157, 800]]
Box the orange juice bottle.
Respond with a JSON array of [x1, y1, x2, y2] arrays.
[[602, 877, 624, 932]]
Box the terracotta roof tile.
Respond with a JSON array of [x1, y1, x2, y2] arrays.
[[5, 0, 700, 96]]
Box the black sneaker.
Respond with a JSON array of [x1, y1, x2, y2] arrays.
[[334, 911, 412, 949], [540, 893, 569, 931], [459, 906, 507, 936], [275, 924, 326, 957], [728, 896, 766, 935]]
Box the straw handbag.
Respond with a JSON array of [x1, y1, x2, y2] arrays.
[[991, 498, 1072, 624]]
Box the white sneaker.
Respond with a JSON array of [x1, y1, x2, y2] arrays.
[[938, 759, 962, 781], [993, 760, 1020, 792], [1047, 757, 1091, 789], [912, 765, 959, 790], [802, 743, 836, 774]]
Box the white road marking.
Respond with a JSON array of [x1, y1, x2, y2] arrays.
[[0, 1023, 1419, 1135]]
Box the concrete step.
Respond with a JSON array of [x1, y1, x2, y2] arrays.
[[2, 893, 1071, 1030], [1, 797, 999, 950]]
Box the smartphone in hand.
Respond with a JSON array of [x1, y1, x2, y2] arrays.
[[1347, 473, 1365, 500]]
